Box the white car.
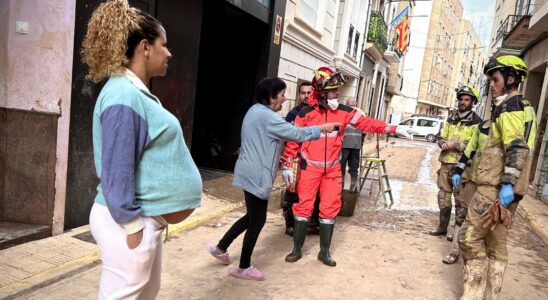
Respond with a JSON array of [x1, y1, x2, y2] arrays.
[[396, 116, 442, 142]]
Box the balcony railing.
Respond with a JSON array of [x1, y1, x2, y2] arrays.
[[387, 29, 403, 58], [367, 11, 388, 54], [495, 14, 525, 47]]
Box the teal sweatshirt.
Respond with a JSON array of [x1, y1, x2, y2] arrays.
[[92, 72, 202, 224]]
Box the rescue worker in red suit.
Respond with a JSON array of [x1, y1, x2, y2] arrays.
[[281, 67, 412, 266]]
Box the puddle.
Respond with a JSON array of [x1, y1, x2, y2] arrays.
[[373, 142, 439, 211]]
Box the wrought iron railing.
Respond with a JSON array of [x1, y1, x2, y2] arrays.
[[495, 14, 525, 46], [387, 29, 403, 58], [367, 11, 388, 54]]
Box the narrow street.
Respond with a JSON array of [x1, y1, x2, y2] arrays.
[[17, 139, 548, 300]]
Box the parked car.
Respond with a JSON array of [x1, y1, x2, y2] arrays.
[[395, 116, 443, 142]]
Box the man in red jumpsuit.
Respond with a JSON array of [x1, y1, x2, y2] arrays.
[[281, 67, 411, 267]]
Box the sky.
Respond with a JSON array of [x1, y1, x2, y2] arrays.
[[460, 0, 495, 52]]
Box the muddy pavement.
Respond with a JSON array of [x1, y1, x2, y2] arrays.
[[19, 139, 548, 299]]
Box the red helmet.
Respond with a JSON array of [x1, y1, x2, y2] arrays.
[[312, 67, 347, 90]]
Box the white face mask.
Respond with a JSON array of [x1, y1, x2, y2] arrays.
[[327, 99, 339, 110]]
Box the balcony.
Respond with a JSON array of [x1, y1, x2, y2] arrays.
[[386, 69, 403, 96], [365, 11, 388, 61], [494, 15, 524, 50], [499, 0, 546, 50], [384, 30, 403, 64]]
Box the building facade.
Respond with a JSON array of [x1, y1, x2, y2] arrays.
[[416, 0, 463, 116], [489, 0, 519, 57], [446, 19, 486, 108], [278, 0, 380, 116]]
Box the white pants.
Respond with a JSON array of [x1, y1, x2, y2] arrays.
[[90, 203, 167, 300]]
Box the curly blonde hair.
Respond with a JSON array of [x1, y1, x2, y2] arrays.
[[81, 0, 161, 82]]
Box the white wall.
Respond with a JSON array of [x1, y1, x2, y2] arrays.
[[3, 0, 75, 114]]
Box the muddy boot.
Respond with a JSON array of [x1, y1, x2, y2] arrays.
[[443, 225, 460, 264], [285, 218, 308, 262], [349, 175, 358, 191], [484, 259, 507, 300], [461, 258, 487, 300], [429, 207, 451, 236], [318, 219, 336, 267]]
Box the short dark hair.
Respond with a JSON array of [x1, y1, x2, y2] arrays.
[[256, 77, 287, 106], [299, 81, 313, 92]]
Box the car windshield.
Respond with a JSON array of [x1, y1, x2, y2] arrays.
[[399, 119, 414, 126]]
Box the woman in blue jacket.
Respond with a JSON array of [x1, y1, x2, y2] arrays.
[[207, 78, 337, 280]]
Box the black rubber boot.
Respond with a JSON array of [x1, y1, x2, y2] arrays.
[[285, 219, 308, 262], [318, 222, 336, 267], [429, 207, 451, 236], [349, 175, 358, 191]]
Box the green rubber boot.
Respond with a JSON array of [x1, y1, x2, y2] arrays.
[[285, 218, 308, 262], [318, 220, 336, 267]]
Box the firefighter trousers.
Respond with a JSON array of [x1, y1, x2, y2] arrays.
[[294, 166, 343, 219]]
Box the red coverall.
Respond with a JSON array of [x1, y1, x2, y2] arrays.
[[281, 93, 390, 219]]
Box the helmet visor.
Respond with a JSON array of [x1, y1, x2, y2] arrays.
[[324, 72, 347, 89]]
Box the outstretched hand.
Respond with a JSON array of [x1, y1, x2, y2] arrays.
[[395, 126, 413, 140]]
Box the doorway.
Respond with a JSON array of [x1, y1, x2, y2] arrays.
[[191, 1, 269, 171]]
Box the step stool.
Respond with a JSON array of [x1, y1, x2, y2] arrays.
[[358, 157, 394, 208]]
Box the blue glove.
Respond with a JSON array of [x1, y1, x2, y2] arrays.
[[499, 184, 514, 207], [451, 174, 461, 188]]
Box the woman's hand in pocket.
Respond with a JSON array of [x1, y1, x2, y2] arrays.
[[127, 229, 144, 249]]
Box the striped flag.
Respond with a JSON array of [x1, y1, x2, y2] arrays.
[[394, 9, 410, 54]]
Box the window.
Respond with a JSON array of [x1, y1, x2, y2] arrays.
[[399, 119, 414, 126], [298, 0, 320, 27], [347, 25, 354, 54], [418, 119, 438, 127], [353, 32, 360, 58]]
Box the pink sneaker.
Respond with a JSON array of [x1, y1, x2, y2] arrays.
[[228, 266, 265, 281], [207, 242, 230, 265]]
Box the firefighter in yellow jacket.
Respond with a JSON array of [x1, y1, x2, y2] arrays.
[[458, 55, 536, 299], [429, 86, 482, 237], [444, 119, 490, 264]]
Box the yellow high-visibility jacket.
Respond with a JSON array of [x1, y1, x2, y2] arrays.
[[454, 120, 490, 182], [475, 91, 537, 195], [438, 110, 482, 164]]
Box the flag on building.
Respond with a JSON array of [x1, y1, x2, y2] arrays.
[[393, 8, 410, 54]]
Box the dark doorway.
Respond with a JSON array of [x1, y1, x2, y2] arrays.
[[66, 0, 203, 229], [191, 1, 269, 171]]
